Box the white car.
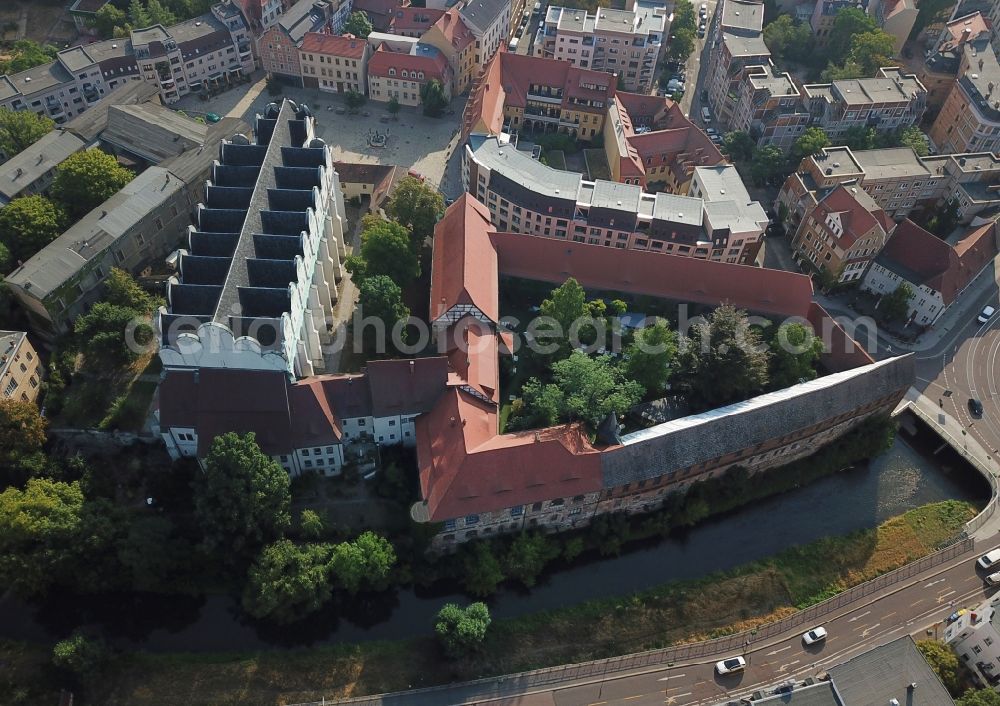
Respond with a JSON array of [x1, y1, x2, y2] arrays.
[[979, 549, 1000, 570], [978, 305, 996, 324], [802, 626, 828, 645], [715, 656, 746, 675], [987, 572, 1000, 586]]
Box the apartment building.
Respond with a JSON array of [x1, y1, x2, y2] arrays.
[[790, 183, 894, 282], [464, 135, 766, 264], [778, 145, 1000, 227], [919, 12, 991, 114], [389, 7, 446, 37], [533, 0, 667, 93], [861, 219, 998, 327], [0, 2, 254, 117], [258, 0, 334, 84], [459, 0, 512, 75], [928, 38, 1000, 154], [730, 62, 809, 149], [810, 0, 867, 44], [299, 32, 370, 94], [705, 0, 769, 127], [367, 42, 453, 105], [945, 596, 1000, 688], [870, 0, 917, 54], [419, 8, 478, 94], [0, 331, 43, 405], [237, 0, 287, 31], [803, 68, 927, 141], [0, 131, 87, 206]]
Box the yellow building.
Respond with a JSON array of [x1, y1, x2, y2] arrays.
[[0, 331, 42, 404]]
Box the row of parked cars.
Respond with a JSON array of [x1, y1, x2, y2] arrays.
[[714, 627, 827, 675]]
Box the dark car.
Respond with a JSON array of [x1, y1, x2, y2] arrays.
[[700, 89, 709, 102], [969, 398, 984, 418]]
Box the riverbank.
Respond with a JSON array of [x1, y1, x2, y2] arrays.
[[6, 499, 974, 706]]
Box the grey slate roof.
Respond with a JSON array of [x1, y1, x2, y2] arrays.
[[279, 0, 331, 43], [460, 0, 510, 33], [827, 636, 955, 706], [600, 355, 914, 487], [101, 103, 209, 163], [0, 131, 86, 204]]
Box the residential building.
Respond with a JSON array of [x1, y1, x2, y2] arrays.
[[299, 32, 370, 94], [458, 0, 512, 74], [861, 218, 998, 326], [353, 0, 409, 32], [533, 0, 667, 93], [0, 2, 254, 114], [918, 12, 991, 114], [777, 146, 1000, 228], [870, 0, 918, 54], [0, 131, 87, 206], [367, 42, 453, 106], [810, 0, 868, 44], [258, 0, 333, 84], [945, 594, 1000, 688], [158, 100, 345, 383], [99, 102, 236, 165], [6, 117, 249, 340], [237, 0, 286, 32], [802, 68, 927, 142], [928, 38, 1000, 154], [419, 8, 477, 94], [790, 183, 894, 282], [705, 0, 769, 126], [0, 331, 43, 404], [332, 161, 403, 208], [389, 7, 445, 36], [465, 135, 766, 264], [729, 62, 809, 150]]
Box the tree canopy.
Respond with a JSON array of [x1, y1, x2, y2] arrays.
[[792, 127, 830, 161], [243, 539, 335, 623], [915, 639, 960, 694], [421, 79, 449, 117], [357, 275, 410, 353], [329, 530, 397, 594], [0, 108, 54, 158], [384, 175, 445, 247], [345, 90, 366, 112], [0, 399, 47, 465], [879, 282, 913, 323], [722, 131, 755, 162], [898, 126, 929, 156], [435, 602, 491, 657], [343, 10, 373, 37], [957, 690, 1000, 706], [538, 277, 589, 358], [192, 432, 291, 560], [667, 0, 697, 60], [826, 8, 877, 63], [749, 144, 787, 186], [0, 41, 58, 75], [768, 322, 824, 389], [762, 15, 811, 64], [0, 195, 67, 263], [346, 217, 420, 286], [624, 321, 678, 396], [51, 149, 134, 219]]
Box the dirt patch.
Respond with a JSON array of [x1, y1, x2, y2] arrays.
[[0, 1, 71, 46]]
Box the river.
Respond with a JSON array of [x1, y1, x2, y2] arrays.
[[0, 421, 988, 652]]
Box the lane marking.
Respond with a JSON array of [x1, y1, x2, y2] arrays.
[[925, 579, 946, 588], [766, 646, 791, 656], [847, 610, 871, 622], [881, 611, 897, 620], [910, 599, 925, 607], [657, 674, 685, 682]]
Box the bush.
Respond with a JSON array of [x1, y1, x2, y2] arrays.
[[52, 632, 110, 683], [434, 602, 491, 657]]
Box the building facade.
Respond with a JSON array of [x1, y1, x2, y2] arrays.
[[419, 8, 477, 94], [945, 597, 1000, 688], [803, 68, 927, 141], [929, 39, 1000, 154], [258, 0, 334, 84], [299, 32, 370, 94], [705, 0, 769, 127], [366, 42, 453, 105], [0, 331, 43, 404]]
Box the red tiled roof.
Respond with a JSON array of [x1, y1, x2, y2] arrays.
[[430, 194, 499, 322], [444, 317, 500, 402], [497, 53, 614, 112], [463, 50, 505, 138], [491, 231, 815, 318], [878, 219, 998, 304], [353, 0, 407, 31], [813, 185, 887, 248], [943, 11, 990, 48], [368, 43, 452, 81], [288, 379, 343, 447], [416, 388, 602, 521], [391, 6, 445, 33], [365, 357, 450, 417], [429, 8, 474, 51], [300, 31, 368, 59]]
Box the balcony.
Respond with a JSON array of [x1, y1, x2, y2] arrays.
[[527, 91, 562, 104]]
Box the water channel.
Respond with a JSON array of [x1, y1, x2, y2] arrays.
[[0, 419, 988, 652]]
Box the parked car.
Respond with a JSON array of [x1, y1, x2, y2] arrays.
[[697, 26, 706, 37], [802, 627, 827, 645], [715, 656, 746, 675], [700, 2, 708, 13], [969, 398, 984, 418], [533, 1, 542, 13], [978, 548, 1000, 570], [509, 38, 519, 50], [705, 127, 718, 136], [700, 88, 709, 102], [986, 571, 1000, 586], [978, 305, 996, 323], [205, 112, 222, 123], [701, 106, 712, 123], [710, 134, 723, 145]]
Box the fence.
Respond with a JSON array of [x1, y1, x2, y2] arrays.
[[290, 535, 975, 706]]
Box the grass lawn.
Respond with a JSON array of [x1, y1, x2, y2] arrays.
[[544, 149, 567, 170], [26, 500, 973, 705], [584, 149, 611, 181]]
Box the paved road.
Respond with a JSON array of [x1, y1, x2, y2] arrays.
[[675, 0, 715, 121]]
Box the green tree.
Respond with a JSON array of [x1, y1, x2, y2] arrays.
[[51, 149, 134, 219], [462, 542, 505, 596], [242, 539, 334, 623], [768, 322, 824, 388], [509, 377, 565, 430], [0, 41, 58, 74], [299, 509, 324, 539], [384, 175, 445, 248], [609, 299, 627, 316], [749, 144, 787, 186], [924, 199, 959, 238], [667, 27, 696, 60], [847, 30, 897, 76], [624, 321, 677, 396], [145, 0, 178, 25], [116, 514, 191, 592], [504, 532, 560, 587], [762, 15, 811, 63], [387, 96, 401, 118], [73, 302, 147, 371], [957, 690, 1000, 706], [434, 602, 491, 657], [329, 530, 397, 594], [911, 0, 953, 38], [897, 125, 929, 156], [0, 398, 47, 465], [722, 131, 756, 162], [343, 10, 373, 37], [192, 432, 291, 559], [556, 352, 644, 427], [0, 107, 54, 158], [0, 195, 67, 263], [792, 127, 830, 160], [0, 479, 85, 596], [92, 3, 128, 37], [356, 275, 410, 353], [539, 277, 588, 358], [128, 0, 152, 27], [678, 304, 771, 409], [420, 79, 449, 117], [52, 632, 110, 683], [827, 7, 877, 64], [916, 639, 960, 694], [345, 89, 366, 113], [822, 59, 866, 81], [347, 217, 420, 286], [840, 125, 877, 150], [879, 281, 913, 323], [104, 267, 158, 313]]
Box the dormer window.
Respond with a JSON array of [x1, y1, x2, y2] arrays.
[[418, 71, 424, 79], [389, 68, 396, 76]]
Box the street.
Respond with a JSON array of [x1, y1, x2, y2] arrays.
[[674, 0, 716, 121]]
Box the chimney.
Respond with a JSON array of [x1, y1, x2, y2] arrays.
[[534, 431, 540, 442]]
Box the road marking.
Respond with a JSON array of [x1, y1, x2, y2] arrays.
[[861, 623, 881, 637], [910, 599, 925, 607], [881, 611, 897, 620], [588, 702, 606, 706], [623, 696, 642, 701], [847, 610, 871, 622], [925, 579, 946, 588], [657, 674, 685, 682], [766, 646, 792, 656], [938, 590, 957, 602], [777, 660, 801, 672]]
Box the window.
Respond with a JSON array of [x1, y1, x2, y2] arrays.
[[3, 379, 17, 396], [444, 519, 456, 530], [302, 449, 310, 456], [465, 514, 480, 525], [511, 505, 524, 516]]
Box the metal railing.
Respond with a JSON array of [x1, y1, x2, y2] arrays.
[[289, 536, 975, 706]]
